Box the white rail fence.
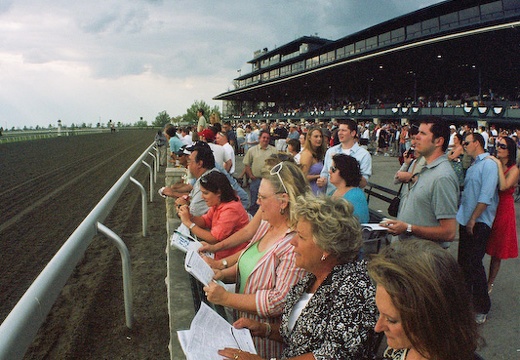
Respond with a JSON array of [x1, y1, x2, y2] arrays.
[[0, 143, 159, 360]]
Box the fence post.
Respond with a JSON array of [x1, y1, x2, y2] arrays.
[[142, 160, 153, 203], [96, 222, 133, 329], [130, 177, 147, 237]]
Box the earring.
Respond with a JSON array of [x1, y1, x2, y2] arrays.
[[321, 254, 326, 261], [280, 207, 285, 215]]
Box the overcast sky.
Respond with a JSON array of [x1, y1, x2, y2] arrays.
[[0, 0, 442, 129]]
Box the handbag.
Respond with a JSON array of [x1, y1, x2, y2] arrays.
[[388, 182, 405, 217]]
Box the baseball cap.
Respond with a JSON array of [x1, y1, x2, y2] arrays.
[[198, 129, 216, 142]]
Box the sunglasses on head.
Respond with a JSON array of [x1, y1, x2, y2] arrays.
[[270, 162, 289, 194]]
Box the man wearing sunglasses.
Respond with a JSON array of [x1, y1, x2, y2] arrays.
[[456, 132, 499, 324]]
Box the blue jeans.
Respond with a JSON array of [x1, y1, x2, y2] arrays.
[[248, 178, 261, 215], [458, 223, 491, 314]]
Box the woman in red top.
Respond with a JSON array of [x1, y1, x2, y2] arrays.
[[178, 171, 249, 260]]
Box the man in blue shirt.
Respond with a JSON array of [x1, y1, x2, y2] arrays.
[[165, 126, 184, 162], [456, 132, 499, 324]]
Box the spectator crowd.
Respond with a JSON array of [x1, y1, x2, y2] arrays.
[[157, 111, 518, 359]]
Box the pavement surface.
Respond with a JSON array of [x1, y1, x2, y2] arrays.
[[169, 152, 519, 360]]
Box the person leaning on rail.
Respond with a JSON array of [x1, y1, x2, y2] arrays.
[[177, 171, 249, 260], [218, 194, 378, 360]]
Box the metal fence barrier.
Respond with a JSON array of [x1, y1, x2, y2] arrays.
[[0, 143, 158, 360]]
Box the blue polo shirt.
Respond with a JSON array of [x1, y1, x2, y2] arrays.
[[456, 153, 498, 228]]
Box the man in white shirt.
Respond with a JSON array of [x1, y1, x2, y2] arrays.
[[318, 119, 372, 194], [181, 127, 193, 147], [216, 131, 235, 174]]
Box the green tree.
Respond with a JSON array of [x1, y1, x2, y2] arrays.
[[134, 119, 148, 127], [153, 110, 171, 128]]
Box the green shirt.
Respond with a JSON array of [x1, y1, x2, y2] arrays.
[[238, 241, 267, 293]]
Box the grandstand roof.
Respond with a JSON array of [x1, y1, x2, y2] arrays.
[[215, 0, 520, 112]]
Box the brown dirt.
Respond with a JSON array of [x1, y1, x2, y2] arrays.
[[0, 130, 169, 359]]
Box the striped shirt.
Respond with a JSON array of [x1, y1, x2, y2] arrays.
[[235, 220, 307, 359]]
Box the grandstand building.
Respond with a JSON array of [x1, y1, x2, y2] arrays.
[[214, 0, 520, 124]]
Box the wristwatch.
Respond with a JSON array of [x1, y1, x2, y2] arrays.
[[406, 223, 413, 234], [222, 259, 228, 268]]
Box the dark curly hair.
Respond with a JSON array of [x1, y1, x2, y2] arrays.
[[332, 154, 362, 187]]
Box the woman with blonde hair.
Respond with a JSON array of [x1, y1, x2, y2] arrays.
[[203, 160, 310, 358], [217, 195, 378, 359], [368, 240, 481, 360], [300, 126, 327, 194]]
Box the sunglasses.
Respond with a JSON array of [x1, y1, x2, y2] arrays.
[[497, 143, 508, 150], [270, 162, 289, 194], [463, 141, 473, 146], [330, 165, 338, 173]]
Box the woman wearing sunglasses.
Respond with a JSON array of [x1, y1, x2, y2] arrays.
[[203, 161, 310, 359], [218, 195, 378, 360], [486, 136, 519, 294], [328, 153, 369, 223], [178, 171, 250, 260]]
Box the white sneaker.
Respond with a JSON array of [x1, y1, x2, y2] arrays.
[[475, 313, 487, 324]]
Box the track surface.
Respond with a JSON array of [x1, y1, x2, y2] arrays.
[[0, 130, 169, 359]]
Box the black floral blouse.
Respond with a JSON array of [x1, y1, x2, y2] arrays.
[[279, 260, 378, 359]]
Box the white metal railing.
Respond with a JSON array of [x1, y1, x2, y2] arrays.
[[0, 143, 159, 360]]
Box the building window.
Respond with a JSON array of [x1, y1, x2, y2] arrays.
[[355, 39, 366, 53], [440, 12, 459, 30], [481, 1, 503, 21], [391, 28, 405, 43], [379, 31, 391, 46], [366, 36, 378, 50], [422, 18, 439, 35], [406, 23, 421, 39], [459, 6, 480, 25]]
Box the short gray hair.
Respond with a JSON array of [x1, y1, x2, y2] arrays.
[[295, 194, 362, 263]]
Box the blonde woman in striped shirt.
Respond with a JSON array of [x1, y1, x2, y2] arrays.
[[204, 161, 310, 359]]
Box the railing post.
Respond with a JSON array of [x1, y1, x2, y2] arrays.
[[130, 176, 147, 237], [142, 160, 153, 203], [149, 151, 158, 183], [96, 222, 133, 329]]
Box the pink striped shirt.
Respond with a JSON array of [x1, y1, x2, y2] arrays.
[[235, 220, 307, 358]]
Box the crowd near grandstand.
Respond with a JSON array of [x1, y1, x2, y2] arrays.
[[1, 1, 519, 360]]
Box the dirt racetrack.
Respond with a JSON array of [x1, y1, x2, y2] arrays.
[[0, 130, 170, 359]]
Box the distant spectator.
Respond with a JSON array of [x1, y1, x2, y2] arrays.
[[286, 139, 301, 164], [155, 130, 168, 166], [197, 108, 207, 132], [300, 127, 327, 195]]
